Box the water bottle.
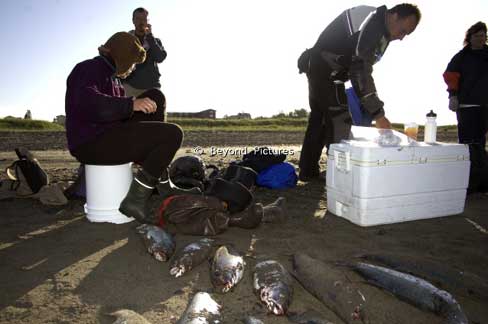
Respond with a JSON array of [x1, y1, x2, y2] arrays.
[[424, 110, 437, 143]]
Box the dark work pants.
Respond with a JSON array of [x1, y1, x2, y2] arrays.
[[456, 106, 488, 148], [456, 105, 488, 192], [72, 89, 183, 179], [298, 74, 352, 176]]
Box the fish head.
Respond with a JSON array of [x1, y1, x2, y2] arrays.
[[211, 265, 243, 293], [169, 264, 185, 277], [152, 250, 169, 262], [260, 282, 291, 315]]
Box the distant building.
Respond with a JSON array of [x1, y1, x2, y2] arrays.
[[167, 109, 216, 119], [53, 115, 66, 126], [226, 112, 251, 119]]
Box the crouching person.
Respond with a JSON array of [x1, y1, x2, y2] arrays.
[[65, 32, 183, 224]]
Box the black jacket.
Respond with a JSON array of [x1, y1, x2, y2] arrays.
[[444, 45, 488, 105], [309, 5, 390, 118], [124, 31, 167, 89]]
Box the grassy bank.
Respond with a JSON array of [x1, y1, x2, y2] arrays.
[[0, 118, 65, 131], [0, 117, 457, 132]]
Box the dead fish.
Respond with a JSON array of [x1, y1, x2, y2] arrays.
[[292, 253, 367, 324], [177, 292, 222, 323], [210, 245, 245, 293], [110, 309, 152, 324], [287, 309, 335, 324], [358, 253, 488, 301], [170, 238, 214, 277], [241, 316, 264, 324], [253, 260, 293, 315], [136, 224, 175, 262], [353, 262, 468, 324]]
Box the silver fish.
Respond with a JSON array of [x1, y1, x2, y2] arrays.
[[210, 245, 245, 293], [136, 224, 175, 262], [353, 262, 468, 324], [170, 238, 214, 277], [253, 260, 293, 315], [177, 292, 222, 324], [357, 253, 488, 301], [292, 253, 367, 324]]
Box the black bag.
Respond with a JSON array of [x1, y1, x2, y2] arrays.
[[237, 146, 287, 173], [6, 148, 49, 194], [205, 178, 254, 214]]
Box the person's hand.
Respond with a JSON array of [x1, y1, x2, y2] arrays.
[[449, 96, 459, 112], [133, 97, 157, 114], [374, 116, 392, 129], [144, 23, 152, 35]]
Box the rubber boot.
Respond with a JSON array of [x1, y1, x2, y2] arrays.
[[119, 169, 159, 224], [228, 202, 263, 229], [64, 164, 86, 199], [262, 197, 286, 223]]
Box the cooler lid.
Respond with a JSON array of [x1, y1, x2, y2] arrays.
[[328, 127, 469, 166]]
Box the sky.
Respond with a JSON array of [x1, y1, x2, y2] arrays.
[[0, 0, 486, 125]]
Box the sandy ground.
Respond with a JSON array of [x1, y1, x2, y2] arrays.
[[0, 131, 487, 324]]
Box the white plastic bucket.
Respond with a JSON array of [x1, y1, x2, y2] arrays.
[[84, 163, 134, 224]]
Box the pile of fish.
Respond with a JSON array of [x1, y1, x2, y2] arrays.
[[135, 224, 296, 322], [134, 225, 470, 324]]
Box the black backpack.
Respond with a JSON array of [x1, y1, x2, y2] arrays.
[[6, 148, 49, 194]]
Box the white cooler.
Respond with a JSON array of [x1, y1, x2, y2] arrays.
[[326, 127, 470, 226]]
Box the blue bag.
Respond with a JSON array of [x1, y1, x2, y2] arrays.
[[346, 87, 373, 126], [256, 162, 297, 189]]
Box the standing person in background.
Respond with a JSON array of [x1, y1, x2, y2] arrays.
[[443, 21, 488, 193], [297, 3, 421, 182], [123, 7, 167, 99], [65, 32, 183, 224]]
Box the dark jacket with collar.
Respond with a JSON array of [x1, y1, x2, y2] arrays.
[[65, 55, 133, 153], [308, 5, 390, 119], [444, 45, 488, 105], [124, 31, 167, 89]]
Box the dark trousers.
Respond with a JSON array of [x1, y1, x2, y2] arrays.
[[72, 89, 183, 179], [298, 74, 352, 176], [456, 106, 488, 148], [456, 105, 488, 192]]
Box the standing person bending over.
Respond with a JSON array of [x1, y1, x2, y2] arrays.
[[123, 7, 167, 98], [65, 32, 183, 224], [297, 3, 421, 181]]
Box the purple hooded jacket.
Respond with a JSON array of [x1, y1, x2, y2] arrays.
[[65, 55, 134, 153]]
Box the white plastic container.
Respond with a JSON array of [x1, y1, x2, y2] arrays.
[[424, 110, 437, 144], [84, 163, 134, 224], [326, 127, 470, 226]]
